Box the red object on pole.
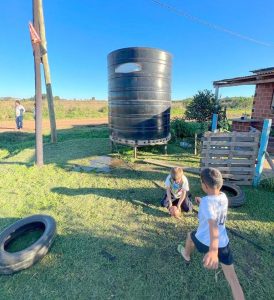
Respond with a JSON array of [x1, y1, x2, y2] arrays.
[[29, 22, 41, 44]]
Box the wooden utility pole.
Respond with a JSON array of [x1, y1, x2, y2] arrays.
[[37, 0, 57, 143], [32, 0, 44, 165]]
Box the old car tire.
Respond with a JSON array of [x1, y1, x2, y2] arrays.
[[221, 183, 245, 208], [0, 215, 56, 275]]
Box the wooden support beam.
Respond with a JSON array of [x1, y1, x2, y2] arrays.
[[211, 114, 218, 132], [33, 0, 43, 166], [194, 133, 197, 155], [211, 86, 219, 132], [215, 86, 219, 100], [253, 119, 272, 186], [214, 78, 274, 88], [37, 0, 57, 143]]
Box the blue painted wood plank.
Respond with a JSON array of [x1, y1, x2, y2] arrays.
[[253, 119, 272, 187], [211, 114, 218, 131]]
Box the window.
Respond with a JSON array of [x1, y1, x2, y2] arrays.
[[115, 63, 142, 73]]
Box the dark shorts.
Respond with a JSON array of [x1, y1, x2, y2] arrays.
[[161, 192, 192, 212], [190, 231, 233, 265]]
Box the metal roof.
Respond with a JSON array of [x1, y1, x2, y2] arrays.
[[213, 67, 274, 87], [250, 67, 274, 74]]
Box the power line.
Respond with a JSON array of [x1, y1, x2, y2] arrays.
[[151, 0, 273, 47]]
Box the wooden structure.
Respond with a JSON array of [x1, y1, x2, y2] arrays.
[[32, 0, 43, 166], [213, 67, 274, 153], [201, 131, 260, 185], [253, 119, 272, 186], [38, 0, 57, 143]]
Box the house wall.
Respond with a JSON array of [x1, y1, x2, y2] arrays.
[[251, 83, 274, 121], [232, 120, 251, 132]]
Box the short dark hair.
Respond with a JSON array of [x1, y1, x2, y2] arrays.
[[201, 167, 223, 189], [15, 100, 20, 104]]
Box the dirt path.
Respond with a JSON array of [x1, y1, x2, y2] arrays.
[[0, 118, 108, 133]]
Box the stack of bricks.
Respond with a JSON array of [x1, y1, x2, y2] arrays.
[[251, 83, 274, 121], [232, 120, 251, 132]]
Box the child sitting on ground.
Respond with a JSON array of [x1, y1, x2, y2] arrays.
[[177, 167, 244, 300], [161, 167, 192, 214]]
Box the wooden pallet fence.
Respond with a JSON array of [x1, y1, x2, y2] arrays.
[[200, 131, 260, 185]]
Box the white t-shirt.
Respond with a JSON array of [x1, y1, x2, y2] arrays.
[[164, 174, 189, 199], [195, 193, 229, 248], [15, 105, 25, 117]]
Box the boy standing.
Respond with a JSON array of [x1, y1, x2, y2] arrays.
[[15, 100, 25, 130], [178, 167, 244, 300], [161, 167, 192, 213]]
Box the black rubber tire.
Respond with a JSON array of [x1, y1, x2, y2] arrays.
[[221, 182, 245, 208], [0, 215, 56, 275]]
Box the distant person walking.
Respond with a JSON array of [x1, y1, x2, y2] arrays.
[[15, 100, 25, 130]]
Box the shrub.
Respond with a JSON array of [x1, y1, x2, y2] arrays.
[[185, 89, 230, 131], [170, 118, 209, 141], [185, 90, 218, 122], [98, 106, 108, 113]]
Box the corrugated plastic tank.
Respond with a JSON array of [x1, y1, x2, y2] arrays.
[[108, 47, 172, 146]]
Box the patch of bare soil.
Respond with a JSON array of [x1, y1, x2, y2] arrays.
[[0, 118, 108, 133]]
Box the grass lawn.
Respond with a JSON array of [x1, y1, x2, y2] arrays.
[[0, 126, 273, 300]]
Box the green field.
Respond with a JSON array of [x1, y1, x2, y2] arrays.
[[0, 100, 108, 121], [0, 126, 273, 300], [0, 99, 251, 121]]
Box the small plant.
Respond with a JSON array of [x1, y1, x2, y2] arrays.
[[98, 106, 108, 113], [217, 107, 231, 131]]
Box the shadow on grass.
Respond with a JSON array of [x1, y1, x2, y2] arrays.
[[1, 224, 273, 300], [0, 219, 235, 300], [226, 185, 274, 223], [0, 125, 109, 163]]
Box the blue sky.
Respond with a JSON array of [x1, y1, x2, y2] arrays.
[[0, 0, 273, 100]]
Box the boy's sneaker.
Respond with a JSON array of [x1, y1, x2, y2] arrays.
[[177, 244, 190, 262], [186, 193, 193, 213], [188, 199, 193, 213]]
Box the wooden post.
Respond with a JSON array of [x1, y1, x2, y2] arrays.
[[134, 146, 137, 159], [253, 119, 272, 186], [37, 0, 57, 143], [33, 0, 43, 166], [215, 87, 219, 101], [164, 144, 167, 155], [194, 133, 197, 155], [212, 87, 219, 132], [211, 114, 218, 131]]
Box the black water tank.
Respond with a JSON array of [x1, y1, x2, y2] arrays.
[[108, 47, 172, 146]]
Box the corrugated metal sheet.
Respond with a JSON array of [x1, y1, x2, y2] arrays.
[[213, 68, 274, 87], [250, 67, 274, 74]]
